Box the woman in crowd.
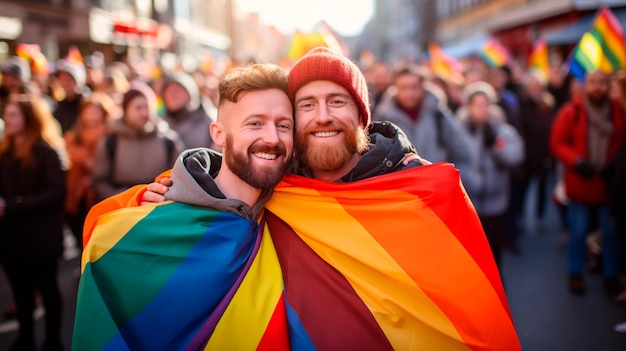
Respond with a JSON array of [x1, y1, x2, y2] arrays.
[[0, 94, 68, 351], [64, 92, 116, 250], [92, 81, 183, 201], [456, 81, 524, 268]]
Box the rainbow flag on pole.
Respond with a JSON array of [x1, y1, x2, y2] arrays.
[[481, 38, 510, 67], [266, 164, 521, 350], [528, 39, 549, 82], [429, 42, 464, 82], [568, 6, 626, 80]]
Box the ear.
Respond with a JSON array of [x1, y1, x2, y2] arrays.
[[210, 121, 227, 148]]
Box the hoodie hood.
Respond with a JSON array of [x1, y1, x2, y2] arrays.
[[164, 148, 272, 220], [163, 72, 200, 114]]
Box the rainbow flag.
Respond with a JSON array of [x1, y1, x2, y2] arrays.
[[266, 164, 521, 350], [429, 42, 464, 82], [481, 38, 510, 67], [569, 7, 626, 80], [73, 201, 290, 350], [528, 39, 549, 82]]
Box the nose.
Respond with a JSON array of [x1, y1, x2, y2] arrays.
[[314, 101, 333, 124], [262, 124, 280, 146]]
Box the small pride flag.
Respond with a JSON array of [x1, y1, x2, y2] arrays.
[[429, 42, 464, 82], [482, 38, 510, 67], [528, 39, 549, 82], [568, 6, 626, 80]]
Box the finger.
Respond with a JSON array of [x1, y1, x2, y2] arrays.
[[146, 183, 168, 195], [142, 192, 166, 204], [159, 177, 173, 186]]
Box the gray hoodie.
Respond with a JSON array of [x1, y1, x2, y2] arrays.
[[456, 105, 525, 217], [165, 148, 271, 220], [162, 73, 215, 150], [373, 90, 474, 173]]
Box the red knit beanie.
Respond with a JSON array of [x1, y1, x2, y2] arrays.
[[288, 47, 371, 128]]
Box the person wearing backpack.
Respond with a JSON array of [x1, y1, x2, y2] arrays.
[[373, 65, 473, 172], [92, 82, 184, 202]]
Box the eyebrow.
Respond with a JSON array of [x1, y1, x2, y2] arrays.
[[295, 92, 352, 104]]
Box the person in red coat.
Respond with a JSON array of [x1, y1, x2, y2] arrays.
[[550, 70, 626, 296]]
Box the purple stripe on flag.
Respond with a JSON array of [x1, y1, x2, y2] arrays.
[[184, 220, 265, 351]]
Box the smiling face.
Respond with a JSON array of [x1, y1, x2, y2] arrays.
[[294, 80, 368, 173], [215, 88, 294, 190]]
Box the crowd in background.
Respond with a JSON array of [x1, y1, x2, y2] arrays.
[[0, 45, 625, 349]]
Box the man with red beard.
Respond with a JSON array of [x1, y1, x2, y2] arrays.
[[288, 47, 422, 181]]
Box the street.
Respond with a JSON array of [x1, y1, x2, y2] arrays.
[[1, 192, 625, 350]]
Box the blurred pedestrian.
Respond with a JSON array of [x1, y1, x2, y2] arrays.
[[0, 94, 68, 351], [92, 82, 183, 201], [367, 61, 393, 112], [53, 59, 87, 133], [64, 92, 115, 250], [161, 72, 216, 149], [1, 56, 31, 111], [373, 65, 474, 169], [457, 81, 524, 268], [519, 72, 557, 223], [84, 52, 107, 94], [550, 70, 626, 296]]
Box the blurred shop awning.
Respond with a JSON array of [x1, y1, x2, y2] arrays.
[[440, 33, 489, 59], [544, 7, 626, 45]]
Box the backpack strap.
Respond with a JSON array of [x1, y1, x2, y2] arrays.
[[434, 109, 445, 150], [163, 136, 175, 166]]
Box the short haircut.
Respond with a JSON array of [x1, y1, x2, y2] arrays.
[[218, 63, 288, 107], [392, 64, 427, 84]]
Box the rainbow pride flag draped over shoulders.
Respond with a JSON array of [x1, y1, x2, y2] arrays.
[[266, 163, 520, 350], [73, 201, 290, 351]]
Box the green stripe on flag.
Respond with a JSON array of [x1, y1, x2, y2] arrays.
[[589, 29, 622, 70], [90, 202, 222, 325]]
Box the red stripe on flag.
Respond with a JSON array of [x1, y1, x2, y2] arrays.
[[257, 293, 291, 351], [267, 212, 394, 351]]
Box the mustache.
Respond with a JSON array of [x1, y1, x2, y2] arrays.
[[249, 142, 287, 157]]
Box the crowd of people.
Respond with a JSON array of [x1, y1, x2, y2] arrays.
[[0, 44, 624, 349]]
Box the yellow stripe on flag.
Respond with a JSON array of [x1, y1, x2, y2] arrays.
[[268, 188, 472, 350], [80, 202, 169, 272], [205, 225, 284, 350]]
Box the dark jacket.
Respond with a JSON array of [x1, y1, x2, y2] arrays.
[[0, 140, 67, 258], [291, 121, 422, 182], [54, 94, 83, 133], [519, 94, 556, 178], [550, 94, 626, 204]]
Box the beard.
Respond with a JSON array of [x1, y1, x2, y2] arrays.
[[225, 135, 290, 190], [295, 121, 369, 172], [587, 92, 609, 108]]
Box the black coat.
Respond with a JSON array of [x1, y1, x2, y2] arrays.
[[520, 95, 556, 178], [0, 140, 67, 259]]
